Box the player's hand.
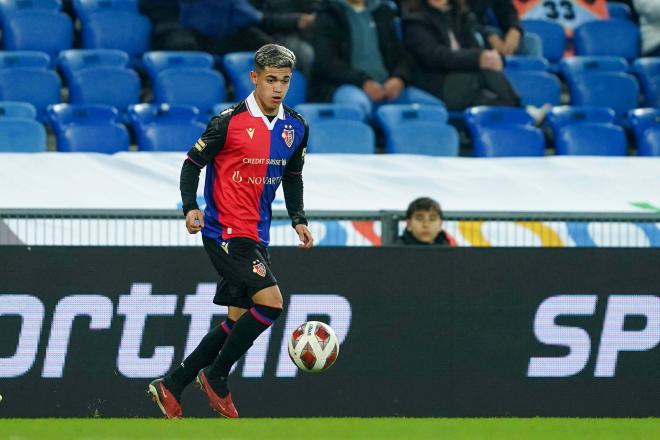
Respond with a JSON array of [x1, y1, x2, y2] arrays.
[[503, 28, 521, 56], [295, 224, 314, 248], [383, 77, 405, 100], [362, 80, 385, 102], [185, 209, 204, 234]]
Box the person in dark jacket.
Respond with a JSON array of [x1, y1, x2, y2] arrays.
[[395, 197, 457, 246], [403, 0, 519, 111], [468, 0, 542, 56], [311, 0, 440, 113]]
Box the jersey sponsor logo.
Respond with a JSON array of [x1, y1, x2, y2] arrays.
[[282, 125, 294, 148], [243, 157, 287, 166], [246, 128, 255, 139], [252, 260, 267, 277], [232, 171, 243, 183], [194, 138, 207, 152]]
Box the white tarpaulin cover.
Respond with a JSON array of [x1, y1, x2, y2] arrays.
[[1, 152, 660, 213]]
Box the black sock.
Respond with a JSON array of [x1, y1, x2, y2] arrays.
[[165, 318, 235, 396], [206, 305, 282, 396]]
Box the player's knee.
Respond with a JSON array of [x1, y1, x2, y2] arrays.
[[252, 304, 283, 326]]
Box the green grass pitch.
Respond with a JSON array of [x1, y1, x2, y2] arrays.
[[1, 418, 659, 440]]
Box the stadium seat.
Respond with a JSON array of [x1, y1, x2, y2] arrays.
[[72, 0, 137, 20], [628, 108, 660, 156], [633, 58, 660, 108], [222, 51, 307, 105], [128, 103, 206, 152], [294, 103, 366, 124], [566, 72, 639, 121], [1, 10, 73, 60], [142, 51, 214, 83], [0, 0, 61, 15], [521, 19, 566, 63], [504, 56, 549, 72], [0, 101, 37, 119], [307, 119, 375, 154], [58, 49, 140, 113], [554, 123, 627, 156], [607, 2, 632, 21], [0, 50, 50, 68], [573, 20, 640, 61], [560, 56, 629, 78], [505, 71, 561, 107], [465, 106, 545, 157], [546, 106, 617, 135], [153, 67, 225, 116], [376, 104, 459, 156], [0, 64, 61, 120], [81, 10, 151, 57], [0, 117, 46, 152], [47, 103, 129, 152]]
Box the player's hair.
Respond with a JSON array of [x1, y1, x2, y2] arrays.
[[254, 44, 296, 71], [405, 197, 443, 219]]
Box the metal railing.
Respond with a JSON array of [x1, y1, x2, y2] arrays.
[[1, 209, 659, 247]]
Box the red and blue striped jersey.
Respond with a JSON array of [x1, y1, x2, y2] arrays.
[[186, 92, 308, 246]]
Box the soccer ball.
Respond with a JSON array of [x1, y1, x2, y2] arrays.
[[287, 321, 339, 373]]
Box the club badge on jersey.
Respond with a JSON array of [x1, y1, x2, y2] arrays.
[[282, 125, 295, 148]]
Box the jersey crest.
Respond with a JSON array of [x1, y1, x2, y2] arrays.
[[282, 125, 295, 148]]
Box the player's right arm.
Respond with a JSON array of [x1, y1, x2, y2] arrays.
[[180, 111, 231, 234]]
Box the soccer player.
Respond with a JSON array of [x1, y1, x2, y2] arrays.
[[148, 44, 313, 419]]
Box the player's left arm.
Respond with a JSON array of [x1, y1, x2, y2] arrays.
[[283, 120, 313, 248]]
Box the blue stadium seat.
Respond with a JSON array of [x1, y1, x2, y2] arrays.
[[547, 106, 616, 135], [0, 117, 46, 152], [504, 56, 549, 72], [142, 51, 214, 83], [0, 0, 61, 15], [212, 102, 237, 115], [376, 104, 458, 156], [222, 51, 307, 105], [0, 50, 50, 68], [0, 101, 37, 119], [628, 108, 660, 156], [521, 19, 566, 63], [128, 103, 206, 152], [294, 103, 366, 124], [307, 119, 374, 154], [560, 56, 629, 79], [566, 72, 639, 121], [82, 10, 151, 57], [153, 67, 225, 116], [0, 63, 61, 120], [47, 103, 129, 152], [633, 58, 660, 108], [73, 0, 137, 20], [1, 10, 73, 60], [465, 106, 545, 157], [58, 49, 140, 113], [607, 2, 632, 21], [505, 71, 561, 107], [573, 20, 640, 61], [555, 122, 627, 156]]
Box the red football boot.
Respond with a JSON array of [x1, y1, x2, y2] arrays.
[[148, 378, 183, 419], [196, 369, 239, 418]]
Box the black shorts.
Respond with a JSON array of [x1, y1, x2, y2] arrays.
[[202, 235, 278, 309]]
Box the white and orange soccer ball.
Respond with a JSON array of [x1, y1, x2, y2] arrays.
[[287, 321, 339, 373]]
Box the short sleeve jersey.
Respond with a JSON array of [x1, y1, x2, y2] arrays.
[[186, 92, 308, 246]]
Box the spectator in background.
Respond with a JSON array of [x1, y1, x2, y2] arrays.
[[395, 197, 457, 245], [139, 0, 202, 51], [403, 0, 519, 111], [468, 0, 543, 57], [634, 0, 660, 57], [249, 0, 320, 77], [311, 0, 440, 114]]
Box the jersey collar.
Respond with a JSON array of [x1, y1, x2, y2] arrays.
[[246, 92, 285, 131]]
